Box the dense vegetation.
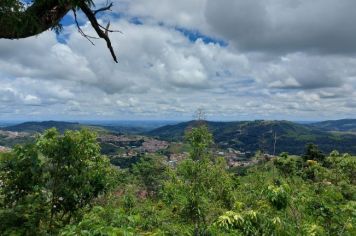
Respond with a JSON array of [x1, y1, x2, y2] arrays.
[[309, 119, 356, 132], [0, 126, 355, 235], [0, 129, 116, 235]]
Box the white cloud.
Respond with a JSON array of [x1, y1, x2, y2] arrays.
[[205, 0, 356, 54], [0, 1, 355, 120]]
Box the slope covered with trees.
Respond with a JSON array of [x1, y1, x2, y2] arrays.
[[309, 119, 356, 132], [148, 120, 356, 155], [0, 126, 355, 235], [2, 121, 85, 133]]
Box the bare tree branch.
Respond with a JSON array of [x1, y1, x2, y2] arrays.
[[93, 2, 113, 15], [98, 23, 123, 34], [73, 9, 98, 45], [79, 1, 118, 63]]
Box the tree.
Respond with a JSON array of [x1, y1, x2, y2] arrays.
[[0, 128, 116, 234], [162, 125, 234, 235], [0, 0, 118, 62], [303, 143, 325, 162], [185, 125, 213, 161], [132, 154, 168, 195]]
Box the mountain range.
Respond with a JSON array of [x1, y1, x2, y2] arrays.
[[0, 121, 147, 134], [148, 119, 356, 155], [1, 119, 356, 155]]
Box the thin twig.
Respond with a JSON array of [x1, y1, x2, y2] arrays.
[[93, 2, 113, 15], [79, 2, 118, 62], [98, 23, 123, 34], [72, 9, 98, 45]]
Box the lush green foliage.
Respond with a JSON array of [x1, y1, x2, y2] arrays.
[[0, 128, 116, 235], [1, 126, 355, 235], [132, 154, 168, 194], [303, 143, 326, 162]]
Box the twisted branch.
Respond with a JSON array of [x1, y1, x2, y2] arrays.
[[78, 1, 118, 62], [0, 0, 119, 63]]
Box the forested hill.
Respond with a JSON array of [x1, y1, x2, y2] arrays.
[[2, 119, 356, 155], [309, 119, 356, 132], [148, 120, 356, 155], [1, 121, 84, 133], [0, 121, 146, 134]]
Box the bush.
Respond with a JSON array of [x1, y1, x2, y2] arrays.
[[0, 128, 116, 234]]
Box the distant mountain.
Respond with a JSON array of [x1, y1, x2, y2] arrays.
[[81, 120, 181, 130], [309, 119, 356, 132], [1, 121, 150, 135], [2, 121, 85, 133], [148, 120, 356, 155], [3, 119, 356, 155]]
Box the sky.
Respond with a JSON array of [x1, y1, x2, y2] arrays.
[[1, 0, 356, 121]]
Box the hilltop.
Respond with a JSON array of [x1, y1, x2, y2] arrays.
[[309, 119, 356, 132], [1, 121, 85, 133], [148, 120, 356, 155], [2, 119, 356, 155], [0, 121, 148, 134]]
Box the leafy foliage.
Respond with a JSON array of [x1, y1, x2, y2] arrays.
[[0, 128, 116, 235], [132, 154, 168, 194], [1, 126, 355, 235], [161, 125, 234, 234], [303, 143, 325, 162]]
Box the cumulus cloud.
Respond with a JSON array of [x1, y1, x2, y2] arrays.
[[205, 0, 356, 55], [255, 53, 356, 90], [0, 0, 355, 120]]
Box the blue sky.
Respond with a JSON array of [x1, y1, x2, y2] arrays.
[[0, 0, 355, 121]]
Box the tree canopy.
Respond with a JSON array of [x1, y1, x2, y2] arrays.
[[0, 0, 118, 62], [0, 128, 116, 235]]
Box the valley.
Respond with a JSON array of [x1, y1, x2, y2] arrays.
[[1, 119, 355, 170]]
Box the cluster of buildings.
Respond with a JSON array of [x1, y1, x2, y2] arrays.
[[100, 134, 169, 159], [139, 140, 169, 153], [166, 152, 189, 167], [99, 134, 144, 148], [0, 130, 28, 139], [0, 146, 11, 153], [216, 148, 257, 168], [100, 134, 268, 170]]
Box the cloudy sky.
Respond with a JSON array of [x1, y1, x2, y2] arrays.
[[1, 0, 356, 121]]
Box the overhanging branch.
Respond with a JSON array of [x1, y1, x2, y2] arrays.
[[0, 1, 72, 39], [79, 1, 118, 62], [0, 0, 119, 63], [93, 2, 113, 15]]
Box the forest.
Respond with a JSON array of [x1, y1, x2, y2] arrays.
[[0, 126, 355, 235]]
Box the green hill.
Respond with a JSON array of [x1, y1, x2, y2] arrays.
[[309, 119, 356, 132], [148, 120, 356, 155], [2, 121, 86, 133], [1, 121, 148, 134]]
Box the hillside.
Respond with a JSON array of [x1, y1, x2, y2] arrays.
[[3, 120, 356, 155], [0, 121, 149, 135], [310, 119, 356, 132], [148, 120, 356, 155], [1, 121, 86, 133]]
